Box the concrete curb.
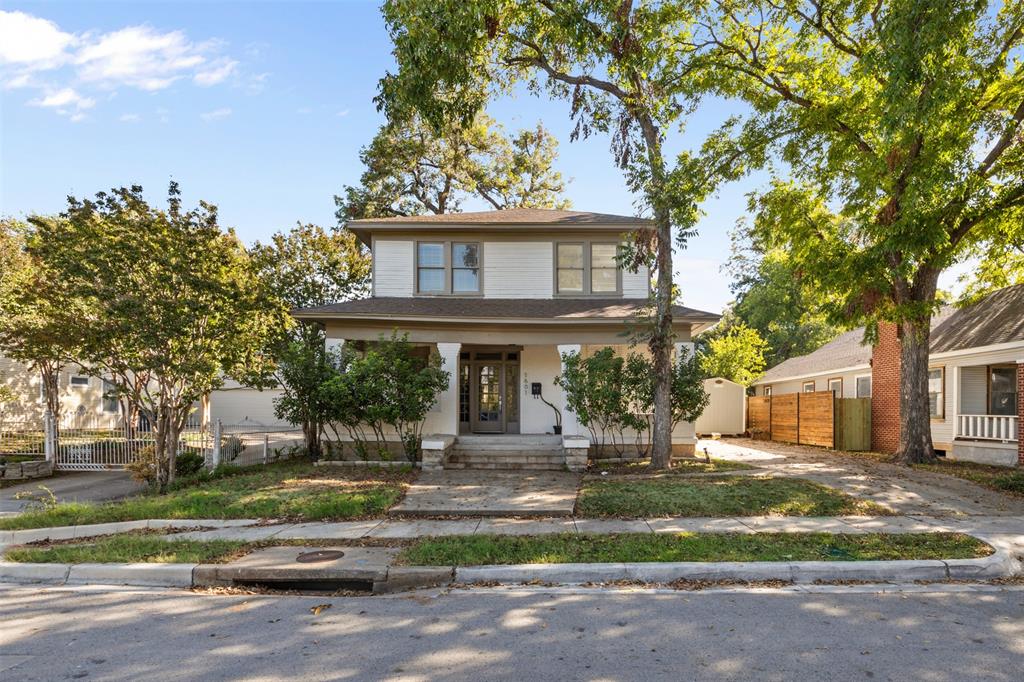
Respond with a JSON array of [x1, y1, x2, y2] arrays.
[[454, 549, 1021, 586]]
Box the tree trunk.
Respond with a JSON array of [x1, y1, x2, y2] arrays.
[[649, 213, 674, 469], [894, 269, 940, 464], [304, 419, 322, 461], [894, 316, 936, 464]]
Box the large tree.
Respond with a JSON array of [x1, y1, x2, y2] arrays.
[[27, 184, 287, 490], [378, 0, 766, 468], [336, 113, 570, 222], [725, 223, 843, 367], [249, 223, 371, 459], [692, 0, 1024, 463], [0, 218, 74, 422]]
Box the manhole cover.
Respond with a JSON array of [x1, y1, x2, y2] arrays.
[[295, 550, 345, 563]]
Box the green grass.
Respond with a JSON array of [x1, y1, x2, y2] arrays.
[[0, 461, 410, 530], [915, 460, 1024, 496], [5, 534, 247, 564], [398, 532, 991, 565], [577, 476, 891, 517], [590, 458, 755, 475]]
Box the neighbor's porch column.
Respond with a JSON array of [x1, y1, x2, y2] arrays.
[[556, 344, 583, 437], [436, 342, 462, 436]]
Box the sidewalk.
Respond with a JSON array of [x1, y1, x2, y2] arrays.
[[2, 515, 1021, 590]]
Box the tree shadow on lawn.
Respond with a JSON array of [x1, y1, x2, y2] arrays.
[[576, 476, 894, 518]]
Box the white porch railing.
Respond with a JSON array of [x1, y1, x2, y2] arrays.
[[956, 414, 1019, 442]]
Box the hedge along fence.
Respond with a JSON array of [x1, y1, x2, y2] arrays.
[[746, 392, 871, 451]]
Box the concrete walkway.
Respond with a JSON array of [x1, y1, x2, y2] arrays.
[[701, 438, 1024, 517], [391, 470, 581, 517]]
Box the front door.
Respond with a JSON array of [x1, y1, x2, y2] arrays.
[[472, 363, 504, 433]]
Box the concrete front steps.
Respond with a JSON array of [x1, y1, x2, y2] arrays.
[[447, 434, 567, 471]]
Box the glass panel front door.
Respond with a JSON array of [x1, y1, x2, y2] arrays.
[[473, 364, 503, 432]]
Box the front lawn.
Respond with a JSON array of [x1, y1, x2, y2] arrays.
[[0, 461, 412, 530], [589, 458, 755, 475], [398, 532, 991, 565], [5, 534, 247, 564], [915, 460, 1024, 497], [577, 476, 891, 517]]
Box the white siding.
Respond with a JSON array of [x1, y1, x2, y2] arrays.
[[622, 265, 650, 299], [757, 367, 869, 399], [209, 388, 286, 426], [373, 240, 414, 297], [483, 241, 553, 298], [932, 345, 1022, 449], [959, 366, 987, 414]]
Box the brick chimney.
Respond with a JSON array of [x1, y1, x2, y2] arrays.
[[871, 322, 901, 454]]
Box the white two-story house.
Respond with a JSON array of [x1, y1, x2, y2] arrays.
[[293, 208, 719, 470]]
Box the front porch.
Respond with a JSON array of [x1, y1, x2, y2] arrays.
[[945, 362, 1022, 467]]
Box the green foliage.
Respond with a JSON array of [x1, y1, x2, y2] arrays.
[[24, 184, 288, 490], [698, 324, 768, 387], [556, 346, 709, 456], [724, 224, 843, 366], [0, 217, 72, 420], [321, 333, 450, 461], [956, 239, 1024, 305], [249, 222, 371, 460], [335, 113, 569, 222], [174, 450, 205, 478]]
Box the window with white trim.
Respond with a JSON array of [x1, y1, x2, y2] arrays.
[[828, 378, 842, 395], [102, 379, 119, 413], [802, 380, 815, 393], [855, 375, 872, 398], [764, 386, 772, 397], [928, 367, 944, 418]]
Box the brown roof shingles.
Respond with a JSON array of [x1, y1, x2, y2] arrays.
[[348, 208, 653, 226], [294, 297, 718, 323]]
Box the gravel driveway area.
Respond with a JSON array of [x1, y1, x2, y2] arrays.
[[702, 438, 1024, 517]]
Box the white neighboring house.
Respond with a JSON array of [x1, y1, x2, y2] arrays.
[[292, 208, 720, 467], [0, 355, 122, 426], [751, 285, 1024, 467], [208, 379, 285, 427]]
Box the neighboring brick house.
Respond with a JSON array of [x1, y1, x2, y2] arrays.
[[752, 285, 1024, 467]]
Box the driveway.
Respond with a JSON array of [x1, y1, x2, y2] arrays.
[[703, 437, 1024, 517], [0, 471, 144, 515]]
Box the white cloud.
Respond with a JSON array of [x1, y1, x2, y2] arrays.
[[336, 108, 350, 117], [246, 71, 269, 94], [119, 113, 140, 122], [200, 107, 231, 121], [0, 11, 74, 68], [31, 87, 95, 110], [1, 10, 248, 120], [194, 57, 237, 86], [75, 26, 206, 91]]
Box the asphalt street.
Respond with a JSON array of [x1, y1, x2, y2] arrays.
[[1, 583, 1022, 681]]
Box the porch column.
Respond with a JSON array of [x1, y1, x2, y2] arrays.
[[436, 342, 462, 436], [557, 344, 583, 437], [1017, 360, 1024, 466]]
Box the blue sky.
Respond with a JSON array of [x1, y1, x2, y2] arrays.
[[0, 2, 968, 315]]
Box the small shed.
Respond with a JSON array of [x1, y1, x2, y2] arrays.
[[695, 377, 746, 436]]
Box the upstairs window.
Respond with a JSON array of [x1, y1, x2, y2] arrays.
[[416, 242, 481, 295], [70, 375, 90, 388], [416, 243, 446, 293], [555, 242, 620, 295]]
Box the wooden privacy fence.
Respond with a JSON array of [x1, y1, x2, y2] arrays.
[[746, 392, 871, 451]]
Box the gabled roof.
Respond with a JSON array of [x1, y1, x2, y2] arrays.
[[930, 284, 1024, 353], [755, 284, 1024, 384], [294, 297, 718, 330], [349, 208, 652, 226]]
